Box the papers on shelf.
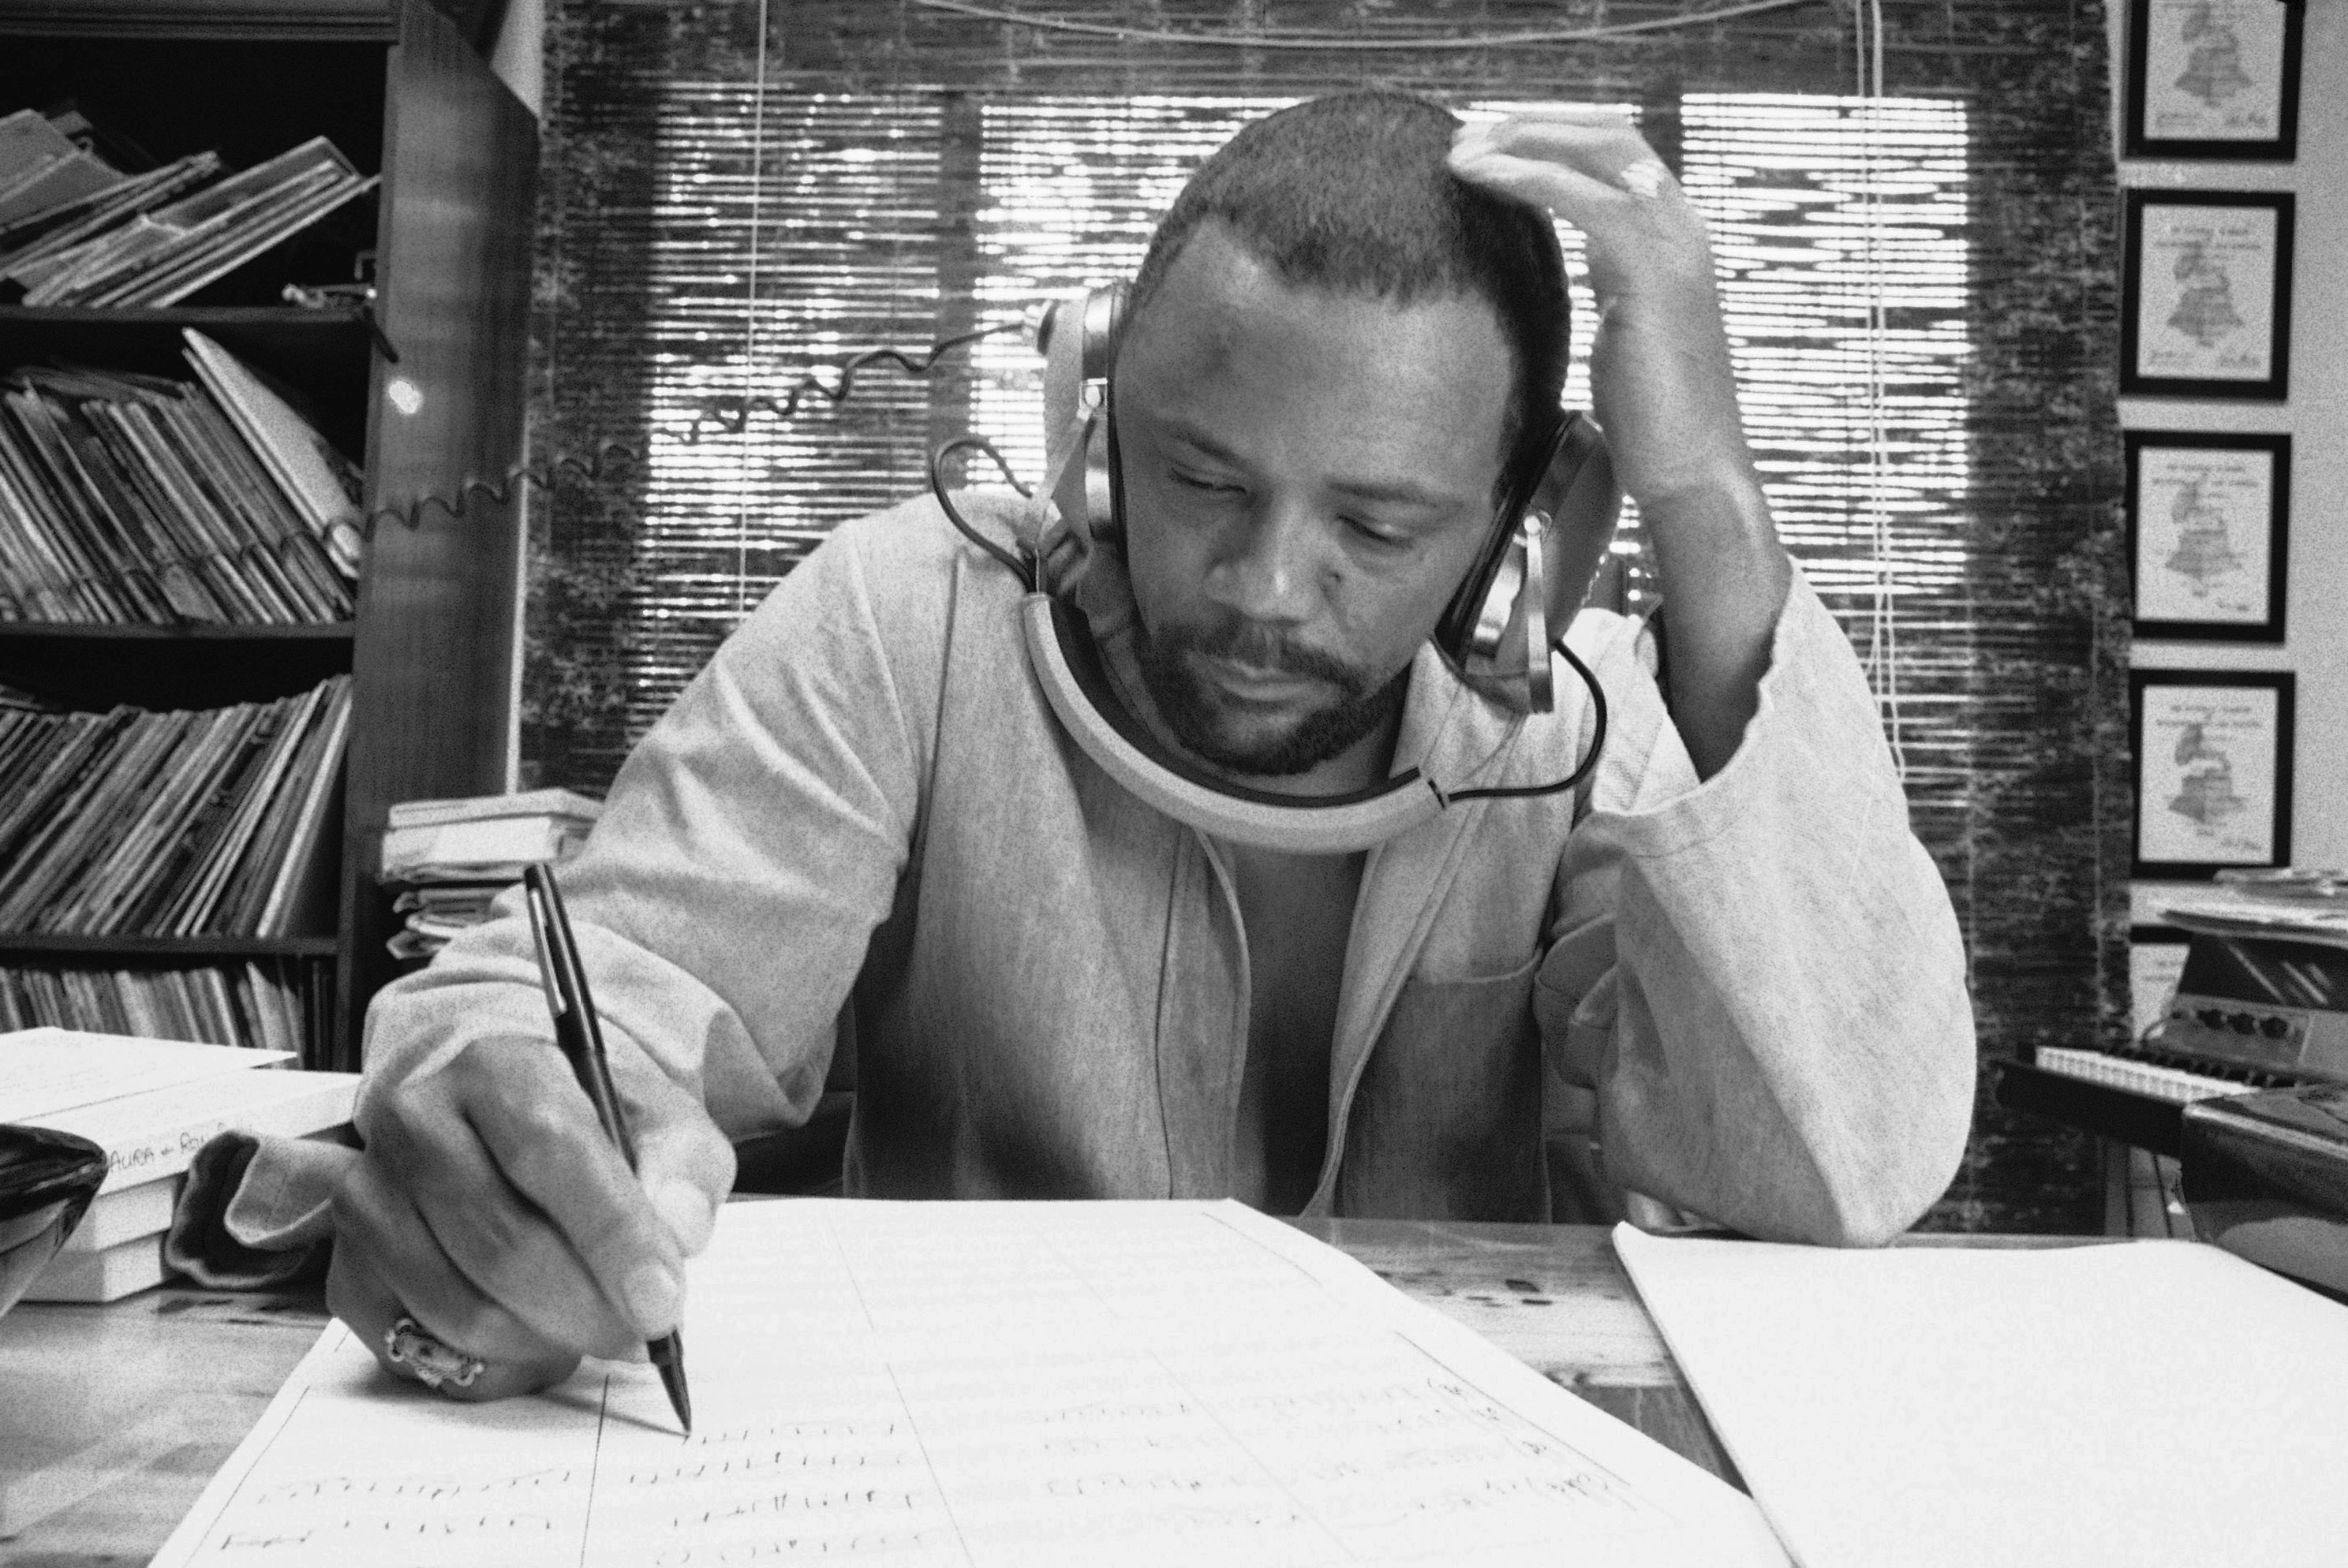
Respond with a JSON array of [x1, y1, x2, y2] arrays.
[[1615, 1223, 2348, 1568], [154, 1200, 1788, 1568]]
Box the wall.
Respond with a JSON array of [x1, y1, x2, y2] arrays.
[[2116, 0, 2348, 923]]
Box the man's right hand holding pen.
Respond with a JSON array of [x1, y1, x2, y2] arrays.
[[327, 1017, 735, 1403]]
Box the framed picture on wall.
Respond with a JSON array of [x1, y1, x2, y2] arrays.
[[2126, 431, 2288, 642], [2125, 0, 2305, 160], [2120, 190, 2293, 400], [2130, 669, 2294, 879]]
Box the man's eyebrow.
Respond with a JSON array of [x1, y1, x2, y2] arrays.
[[1161, 424, 1468, 512], [1325, 475, 1460, 511]]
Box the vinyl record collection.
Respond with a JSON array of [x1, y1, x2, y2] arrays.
[[0, 108, 376, 308], [0, 330, 363, 624], [0, 956, 328, 1056], [0, 675, 352, 938]]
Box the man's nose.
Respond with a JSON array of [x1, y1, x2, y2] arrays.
[[1203, 498, 1322, 625]]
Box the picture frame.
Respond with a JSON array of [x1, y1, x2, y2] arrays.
[[2128, 924, 2191, 1042], [2125, 0, 2304, 161], [2120, 190, 2293, 400], [2129, 669, 2293, 879], [2125, 431, 2288, 642]]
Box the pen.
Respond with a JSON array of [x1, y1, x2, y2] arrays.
[[522, 861, 694, 1434]]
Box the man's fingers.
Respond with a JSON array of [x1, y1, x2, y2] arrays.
[[625, 1075, 736, 1256], [327, 1239, 578, 1404], [454, 1051, 688, 1343], [1449, 144, 1636, 225]]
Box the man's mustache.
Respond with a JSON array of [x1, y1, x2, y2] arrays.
[[1165, 620, 1372, 696]]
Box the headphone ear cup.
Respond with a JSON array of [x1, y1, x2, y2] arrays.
[[1085, 282, 1127, 543], [1438, 413, 1621, 713]]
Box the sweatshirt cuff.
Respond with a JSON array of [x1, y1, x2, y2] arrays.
[[1584, 568, 1905, 861]]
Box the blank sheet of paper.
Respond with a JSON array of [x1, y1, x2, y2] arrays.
[[1614, 1226, 2348, 1568], [152, 1200, 1787, 1567]]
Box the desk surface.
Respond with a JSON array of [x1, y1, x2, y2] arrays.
[[0, 1219, 2074, 1566]]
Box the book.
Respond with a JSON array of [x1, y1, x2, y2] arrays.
[[28, 1063, 358, 1197], [181, 330, 364, 577], [21, 1230, 168, 1304], [54, 1173, 183, 1256], [384, 787, 604, 831], [379, 814, 593, 883]]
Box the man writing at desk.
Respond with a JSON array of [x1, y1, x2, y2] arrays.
[[327, 94, 1976, 1400]]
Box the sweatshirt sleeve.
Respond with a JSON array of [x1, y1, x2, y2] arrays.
[[1537, 566, 1977, 1245], [354, 499, 952, 1171]]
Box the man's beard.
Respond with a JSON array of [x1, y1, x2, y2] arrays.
[[1133, 615, 1409, 778]]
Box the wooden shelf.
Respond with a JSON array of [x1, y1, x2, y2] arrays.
[[0, 2, 399, 42], [0, 622, 355, 709], [0, 933, 340, 959], [0, 622, 355, 642], [2, 0, 535, 1070]]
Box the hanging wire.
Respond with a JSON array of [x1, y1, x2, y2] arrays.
[[731, 0, 776, 619], [908, 0, 1825, 51], [1853, 0, 1907, 781]]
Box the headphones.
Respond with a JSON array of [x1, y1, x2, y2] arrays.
[[937, 283, 1622, 854]]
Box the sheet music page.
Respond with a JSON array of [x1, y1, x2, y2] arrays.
[[1615, 1224, 2348, 1568], [152, 1200, 1785, 1567]]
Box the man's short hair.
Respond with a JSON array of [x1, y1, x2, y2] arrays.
[[1125, 90, 1568, 487]]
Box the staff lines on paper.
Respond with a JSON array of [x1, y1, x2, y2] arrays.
[[150, 1204, 1789, 1568]]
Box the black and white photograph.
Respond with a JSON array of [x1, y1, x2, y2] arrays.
[[6, 2, 2348, 1564]]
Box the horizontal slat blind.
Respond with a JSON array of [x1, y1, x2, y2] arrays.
[[531, 0, 2126, 1232]]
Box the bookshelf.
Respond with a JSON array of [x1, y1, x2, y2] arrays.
[[0, 0, 536, 1070]]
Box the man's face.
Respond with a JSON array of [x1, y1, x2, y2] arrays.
[[1113, 221, 1516, 782]]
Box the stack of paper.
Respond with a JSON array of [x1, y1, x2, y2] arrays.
[[380, 789, 601, 958], [1615, 1224, 2348, 1568], [0, 1027, 357, 1301], [0, 345, 360, 626], [0, 677, 352, 938], [154, 1200, 1790, 1566], [2, 135, 376, 309]]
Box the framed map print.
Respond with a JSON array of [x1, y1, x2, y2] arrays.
[[2126, 0, 2304, 159], [2126, 431, 2288, 642], [2121, 191, 2293, 400], [2130, 670, 2294, 879]]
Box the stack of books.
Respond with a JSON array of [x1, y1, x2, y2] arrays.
[[0, 330, 363, 625], [0, 1026, 358, 1301], [0, 675, 351, 938], [382, 789, 602, 959], [0, 958, 321, 1058], [0, 109, 376, 308]]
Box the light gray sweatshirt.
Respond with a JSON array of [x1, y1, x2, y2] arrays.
[[358, 492, 1976, 1242]]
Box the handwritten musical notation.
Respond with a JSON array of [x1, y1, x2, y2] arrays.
[[152, 1200, 1786, 1567]]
